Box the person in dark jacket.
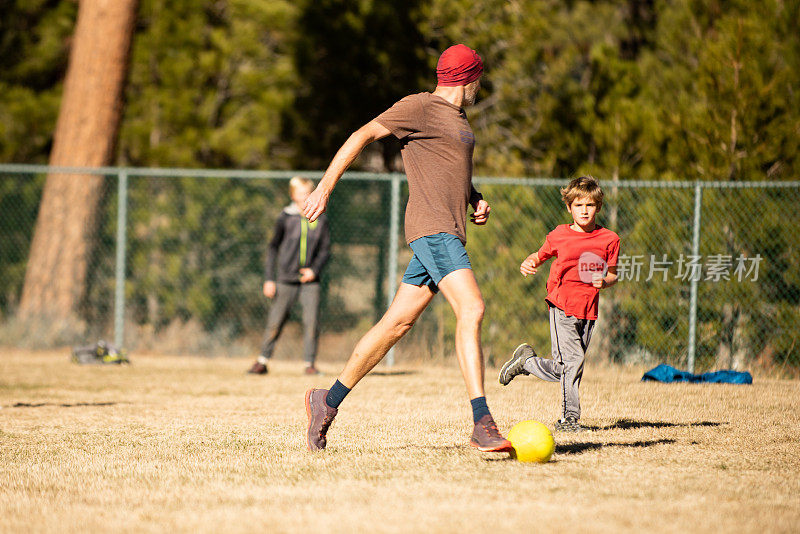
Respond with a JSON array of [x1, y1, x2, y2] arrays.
[[248, 176, 331, 375]]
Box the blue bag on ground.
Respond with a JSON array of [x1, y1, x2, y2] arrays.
[[642, 364, 752, 384]]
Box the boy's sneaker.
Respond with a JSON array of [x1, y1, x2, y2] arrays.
[[498, 343, 534, 385], [247, 361, 268, 374], [304, 365, 321, 376], [470, 415, 513, 452], [305, 388, 338, 451], [554, 416, 584, 432]]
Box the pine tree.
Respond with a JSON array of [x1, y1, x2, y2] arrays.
[[19, 0, 139, 322]]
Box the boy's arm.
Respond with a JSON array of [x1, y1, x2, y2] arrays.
[[520, 252, 543, 277], [521, 235, 555, 277], [594, 236, 621, 289], [593, 265, 618, 289], [303, 120, 391, 222]]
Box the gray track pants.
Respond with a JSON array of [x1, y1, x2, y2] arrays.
[[259, 282, 321, 364], [523, 304, 595, 419]]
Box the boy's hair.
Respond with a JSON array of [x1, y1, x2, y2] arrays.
[[289, 176, 313, 194], [561, 176, 603, 209]]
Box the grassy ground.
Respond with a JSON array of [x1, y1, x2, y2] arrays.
[[1, 349, 799, 533]]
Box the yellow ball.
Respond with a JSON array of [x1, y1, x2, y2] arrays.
[[508, 420, 555, 463]]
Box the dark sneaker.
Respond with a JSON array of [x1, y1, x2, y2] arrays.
[[470, 414, 513, 452], [554, 416, 585, 432], [305, 388, 338, 451], [304, 365, 321, 376], [499, 343, 534, 385], [247, 361, 268, 375]]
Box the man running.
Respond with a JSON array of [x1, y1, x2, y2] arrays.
[[303, 44, 512, 453]]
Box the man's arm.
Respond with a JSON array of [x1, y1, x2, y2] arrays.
[[468, 185, 491, 225], [469, 185, 483, 207], [303, 120, 392, 222]]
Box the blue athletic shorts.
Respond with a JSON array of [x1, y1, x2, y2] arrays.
[[402, 232, 472, 293]]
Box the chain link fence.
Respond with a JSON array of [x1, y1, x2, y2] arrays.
[[1, 165, 798, 373]]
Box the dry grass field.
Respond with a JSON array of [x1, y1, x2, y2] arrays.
[[1, 348, 799, 533]]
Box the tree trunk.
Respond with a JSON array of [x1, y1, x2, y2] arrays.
[[19, 0, 138, 320]]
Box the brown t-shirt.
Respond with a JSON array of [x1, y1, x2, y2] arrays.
[[375, 92, 482, 244]]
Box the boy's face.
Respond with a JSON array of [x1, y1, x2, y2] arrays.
[[291, 184, 313, 207], [567, 195, 599, 228]]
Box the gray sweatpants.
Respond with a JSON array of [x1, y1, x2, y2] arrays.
[[523, 304, 595, 420], [259, 282, 321, 364]]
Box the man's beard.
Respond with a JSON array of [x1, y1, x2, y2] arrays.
[[465, 90, 478, 106]]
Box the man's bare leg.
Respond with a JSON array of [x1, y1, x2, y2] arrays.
[[337, 282, 435, 388], [437, 268, 485, 399], [437, 268, 511, 452], [306, 269, 510, 452], [305, 282, 434, 451]]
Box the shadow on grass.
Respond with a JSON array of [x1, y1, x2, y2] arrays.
[[369, 370, 419, 377], [390, 444, 463, 452], [481, 438, 678, 461], [483, 454, 516, 462], [586, 419, 725, 431], [6, 401, 124, 409], [556, 438, 676, 455]]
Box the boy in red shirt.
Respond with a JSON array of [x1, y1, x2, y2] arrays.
[[499, 176, 620, 432]]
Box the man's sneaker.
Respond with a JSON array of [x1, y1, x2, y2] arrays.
[[554, 416, 585, 432], [499, 343, 534, 385], [470, 414, 513, 452], [247, 361, 268, 375], [304, 365, 321, 376], [305, 388, 338, 451]]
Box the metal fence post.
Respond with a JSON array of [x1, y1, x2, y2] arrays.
[[113, 169, 128, 348], [687, 181, 703, 373], [385, 174, 401, 366]]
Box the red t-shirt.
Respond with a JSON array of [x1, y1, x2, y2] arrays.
[[536, 224, 620, 320]]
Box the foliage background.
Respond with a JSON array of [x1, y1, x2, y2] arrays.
[[0, 0, 798, 370]]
